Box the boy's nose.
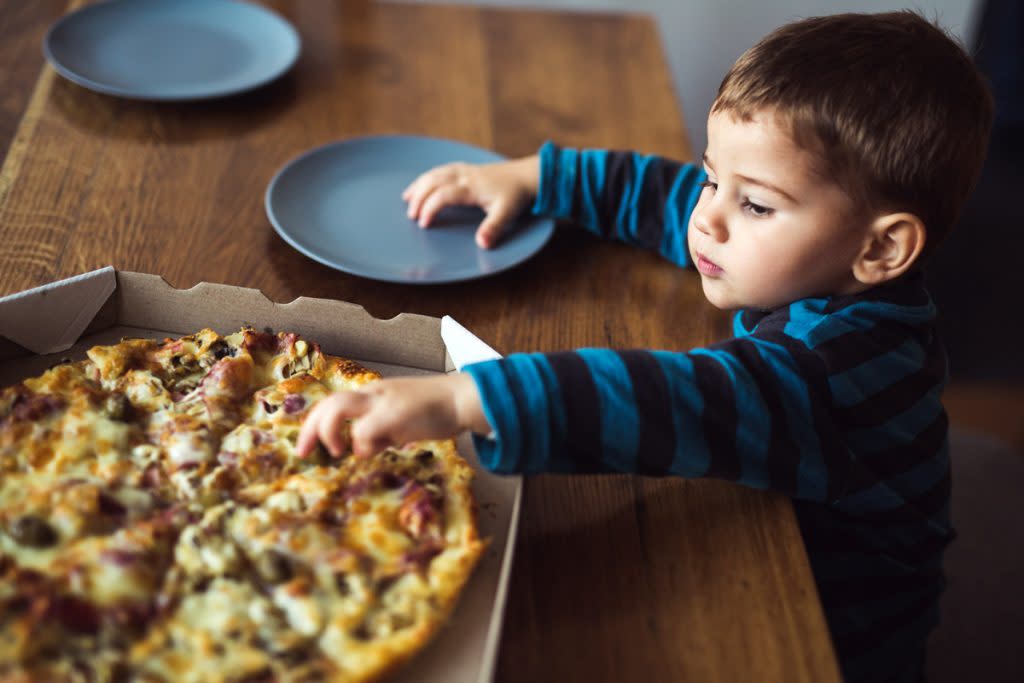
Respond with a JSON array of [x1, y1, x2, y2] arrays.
[[693, 203, 728, 242]]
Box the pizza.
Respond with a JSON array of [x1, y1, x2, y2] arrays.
[[0, 328, 485, 683]]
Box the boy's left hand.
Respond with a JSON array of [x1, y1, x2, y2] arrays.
[[296, 374, 489, 458]]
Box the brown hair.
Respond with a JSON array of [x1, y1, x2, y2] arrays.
[[712, 11, 994, 260]]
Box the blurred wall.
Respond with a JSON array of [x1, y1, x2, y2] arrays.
[[398, 0, 982, 156]]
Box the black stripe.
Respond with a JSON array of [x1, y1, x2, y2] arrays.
[[545, 352, 605, 472], [817, 568, 944, 609], [834, 341, 946, 430], [835, 465, 951, 528], [825, 272, 930, 313], [844, 411, 949, 496], [823, 295, 864, 315], [803, 512, 951, 569], [631, 157, 683, 250], [588, 152, 635, 240], [728, 339, 802, 496], [833, 584, 941, 661], [816, 322, 919, 375], [751, 315, 851, 501], [739, 308, 768, 333], [690, 352, 740, 481], [617, 350, 675, 476]]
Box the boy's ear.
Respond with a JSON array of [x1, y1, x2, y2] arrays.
[[851, 212, 926, 286]]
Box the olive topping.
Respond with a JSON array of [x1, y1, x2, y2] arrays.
[[8, 515, 59, 548], [210, 340, 236, 360], [255, 549, 293, 584]]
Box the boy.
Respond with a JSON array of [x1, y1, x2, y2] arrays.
[[298, 11, 993, 683]]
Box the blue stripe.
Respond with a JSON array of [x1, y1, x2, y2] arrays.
[[650, 351, 710, 477], [576, 348, 639, 471], [661, 165, 703, 267], [782, 298, 832, 342], [732, 310, 750, 337], [828, 338, 927, 406], [579, 149, 608, 236], [532, 141, 577, 219], [790, 299, 937, 350], [501, 355, 554, 473], [465, 359, 524, 473]]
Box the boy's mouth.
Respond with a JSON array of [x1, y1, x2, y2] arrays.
[[696, 253, 723, 277]]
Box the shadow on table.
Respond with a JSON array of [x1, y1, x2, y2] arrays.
[[48, 68, 300, 144]]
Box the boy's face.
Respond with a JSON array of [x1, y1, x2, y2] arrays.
[[688, 109, 869, 310]]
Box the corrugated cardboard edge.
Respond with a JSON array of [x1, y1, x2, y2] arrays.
[[108, 271, 448, 370], [0, 268, 520, 683]]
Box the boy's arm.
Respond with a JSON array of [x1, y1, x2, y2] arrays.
[[534, 141, 705, 267], [463, 335, 852, 503]]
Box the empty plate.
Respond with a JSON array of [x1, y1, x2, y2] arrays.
[[265, 136, 555, 284], [43, 0, 300, 100]]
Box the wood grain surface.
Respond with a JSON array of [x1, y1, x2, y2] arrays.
[[0, 1, 841, 681]]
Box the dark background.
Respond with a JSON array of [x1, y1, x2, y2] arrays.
[[928, 0, 1024, 384]]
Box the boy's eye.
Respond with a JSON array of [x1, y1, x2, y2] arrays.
[[699, 179, 717, 192], [742, 199, 773, 217]]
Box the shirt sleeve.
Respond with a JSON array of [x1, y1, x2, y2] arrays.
[[532, 140, 705, 267], [463, 334, 852, 503]]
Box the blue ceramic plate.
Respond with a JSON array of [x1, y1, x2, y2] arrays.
[[265, 136, 555, 284], [43, 0, 300, 100]]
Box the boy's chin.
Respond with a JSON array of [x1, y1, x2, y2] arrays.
[[700, 279, 739, 310], [702, 278, 786, 311]]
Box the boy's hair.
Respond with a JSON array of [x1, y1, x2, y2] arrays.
[[712, 11, 993, 260]]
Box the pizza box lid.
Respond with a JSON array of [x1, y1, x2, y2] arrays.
[[0, 266, 521, 683]]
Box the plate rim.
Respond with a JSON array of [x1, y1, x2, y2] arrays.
[[264, 134, 556, 285], [41, 0, 302, 101]]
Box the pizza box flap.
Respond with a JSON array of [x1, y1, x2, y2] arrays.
[[0, 266, 117, 355], [0, 267, 521, 683]]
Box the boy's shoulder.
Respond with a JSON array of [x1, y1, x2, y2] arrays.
[[734, 273, 937, 350]]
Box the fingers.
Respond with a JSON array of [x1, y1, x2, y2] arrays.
[[296, 392, 371, 458], [350, 417, 396, 458], [476, 200, 516, 249], [417, 184, 471, 228], [403, 164, 460, 223]]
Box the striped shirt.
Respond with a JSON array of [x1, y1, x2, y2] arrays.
[[464, 142, 951, 683]]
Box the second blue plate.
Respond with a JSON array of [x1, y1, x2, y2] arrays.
[[44, 0, 300, 100], [265, 136, 555, 284]]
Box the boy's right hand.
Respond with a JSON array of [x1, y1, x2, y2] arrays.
[[295, 373, 491, 459], [402, 155, 540, 249]]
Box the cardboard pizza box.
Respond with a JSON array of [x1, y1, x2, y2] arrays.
[[0, 266, 521, 683]]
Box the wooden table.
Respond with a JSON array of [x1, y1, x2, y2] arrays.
[[0, 1, 841, 681]]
